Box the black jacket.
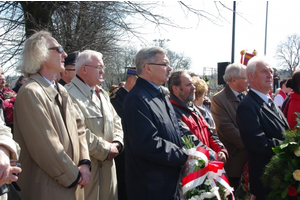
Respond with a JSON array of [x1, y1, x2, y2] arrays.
[[122, 77, 187, 200], [236, 89, 289, 198]]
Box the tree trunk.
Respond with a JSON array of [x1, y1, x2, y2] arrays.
[[18, 1, 57, 38]]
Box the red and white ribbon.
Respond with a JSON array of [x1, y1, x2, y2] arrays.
[[182, 147, 234, 200]]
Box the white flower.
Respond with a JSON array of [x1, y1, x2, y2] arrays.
[[204, 178, 212, 185], [294, 147, 300, 157], [202, 191, 216, 198], [293, 170, 300, 181], [188, 195, 203, 200], [210, 187, 219, 193]]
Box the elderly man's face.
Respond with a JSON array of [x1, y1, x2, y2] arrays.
[[147, 53, 172, 86], [43, 36, 67, 74], [83, 55, 105, 87], [249, 62, 273, 94], [235, 68, 248, 93]]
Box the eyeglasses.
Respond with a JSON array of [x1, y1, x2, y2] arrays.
[[48, 46, 64, 54], [65, 69, 75, 71], [147, 63, 170, 67], [84, 65, 104, 71]]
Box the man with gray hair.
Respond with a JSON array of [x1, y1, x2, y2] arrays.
[[14, 31, 91, 200], [210, 63, 248, 192], [65, 50, 123, 200], [122, 47, 190, 200], [236, 57, 289, 199]]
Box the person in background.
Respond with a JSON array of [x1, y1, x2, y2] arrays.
[[111, 67, 138, 118], [191, 76, 216, 132], [12, 76, 27, 93], [118, 81, 125, 87], [283, 71, 300, 130], [110, 67, 137, 200], [122, 47, 190, 200], [0, 74, 16, 132], [210, 63, 248, 192], [14, 31, 91, 200], [273, 78, 292, 109], [0, 67, 21, 200], [58, 51, 78, 86], [281, 78, 293, 112], [4, 84, 9, 90], [273, 71, 280, 93], [236, 57, 289, 199], [109, 85, 119, 98], [168, 71, 228, 163], [65, 50, 123, 200]]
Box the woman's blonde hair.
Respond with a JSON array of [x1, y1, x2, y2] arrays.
[[192, 76, 208, 98]]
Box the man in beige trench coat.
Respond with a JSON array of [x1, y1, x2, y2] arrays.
[[14, 31, 91, 200], [65, 50, 123, 200]]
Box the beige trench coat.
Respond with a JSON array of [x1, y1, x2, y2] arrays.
[[0, 118, 20, 160], [14, 74, 90, 200], [65, 76, 123, 200]]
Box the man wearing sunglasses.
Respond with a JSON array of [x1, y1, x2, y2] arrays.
[[58, 51, 78, 86], [14, 31, 91, 200]]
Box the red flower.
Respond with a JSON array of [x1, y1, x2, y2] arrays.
[[288, 186, 297, 197]]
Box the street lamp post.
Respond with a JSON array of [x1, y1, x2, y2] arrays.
[[153, 39, 170, 48]]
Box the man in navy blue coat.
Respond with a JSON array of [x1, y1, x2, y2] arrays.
[[122, 47, 189, 200], [236, 56, 290, 200]]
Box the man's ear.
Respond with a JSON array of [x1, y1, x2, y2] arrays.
[[247, 73, 254, 81], [172, 85, 179, 94], [144, 64, 152, 74], [81, 66, 88, 75]]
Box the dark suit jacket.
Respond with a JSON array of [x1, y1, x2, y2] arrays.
[[236, 89, 289, 198], [110, 86, 128, 199], [211, 84, 247, 178], [110, 86, 128, 119], [123, 77, 188, 200]]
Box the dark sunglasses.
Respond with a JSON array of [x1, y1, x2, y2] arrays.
[[48, 46, 64, 54], [65, 69, 75, 71]]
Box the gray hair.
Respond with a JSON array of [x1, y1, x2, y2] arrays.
[[246, 56, 272, 78], [168, 70, 185, 94], [135, 46, 167, 75], [223, 63, 246, 83], [19, 31, 51, 77], [75, 50, 103, 72]]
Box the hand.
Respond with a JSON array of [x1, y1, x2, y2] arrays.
[[217, 151, 227, 163], [78, 164, 90, 189], [106, 143, 119, 161], [0, 146, 22, 186]]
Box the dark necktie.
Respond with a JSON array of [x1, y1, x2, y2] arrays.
[[237, 93, 244, 101], [268, 98, 279, 115]]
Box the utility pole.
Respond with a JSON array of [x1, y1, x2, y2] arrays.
[[264, 2, 269, 55], [231, 1, 236, 64], [153, 39, 170, 48]]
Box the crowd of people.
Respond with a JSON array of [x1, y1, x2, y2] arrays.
[[0, 30, 298, 200]]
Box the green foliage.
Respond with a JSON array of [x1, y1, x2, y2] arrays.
[[262, 114, 300, 200]]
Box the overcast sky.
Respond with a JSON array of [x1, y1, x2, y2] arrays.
[[128, 1, 300, 75]]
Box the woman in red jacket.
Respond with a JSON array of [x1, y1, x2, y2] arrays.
[[285, 71, 300, 130]]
